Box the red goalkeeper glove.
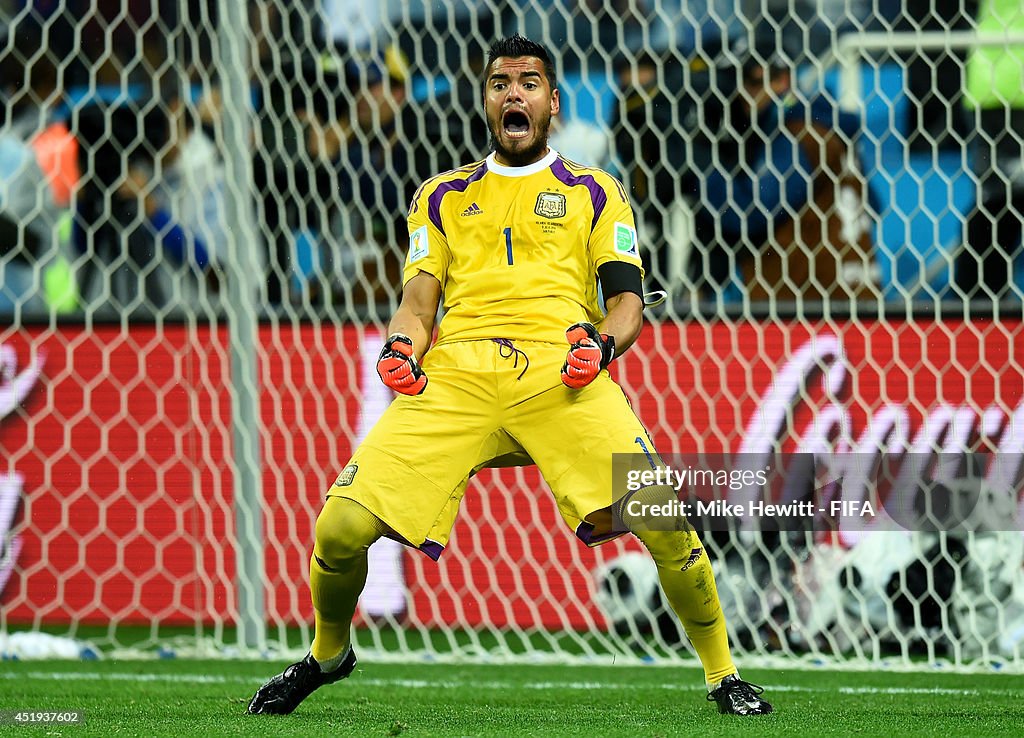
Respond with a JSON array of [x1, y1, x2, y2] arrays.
[[376, 333, 428, 395], [561, 322, 615, 389]]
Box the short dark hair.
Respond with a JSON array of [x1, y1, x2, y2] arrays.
[[485, 34, 557, 92]]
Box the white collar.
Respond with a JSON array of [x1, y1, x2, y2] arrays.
[[486, 148, 558, 177]]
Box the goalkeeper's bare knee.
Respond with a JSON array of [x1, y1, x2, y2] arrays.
[[314, 497, 386, 570]]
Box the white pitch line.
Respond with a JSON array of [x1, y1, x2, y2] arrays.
[[0, 671, 1018, 696]]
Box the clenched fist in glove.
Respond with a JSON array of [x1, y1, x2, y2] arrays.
[[561, 322, 616, 389], [377, 333, 428, 395]]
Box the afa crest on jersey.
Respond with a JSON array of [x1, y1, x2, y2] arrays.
[[333, 463, 358, 487], [534, 192, 567, 219]]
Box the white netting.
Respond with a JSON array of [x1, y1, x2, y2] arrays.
[[1, 1, 1022, 670]]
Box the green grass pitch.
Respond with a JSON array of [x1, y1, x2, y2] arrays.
[[1, 659, 1022, 736]]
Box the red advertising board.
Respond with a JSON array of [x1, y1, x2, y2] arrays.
[[0, 320, 1021, 629]]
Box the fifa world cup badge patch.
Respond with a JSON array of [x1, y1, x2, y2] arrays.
[[334, 463, 358, 487], [614, 222, 638, 256], [408, 225, 429, 263]]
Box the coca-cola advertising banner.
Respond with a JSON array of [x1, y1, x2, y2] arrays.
[[0, 320, 1021, 629]]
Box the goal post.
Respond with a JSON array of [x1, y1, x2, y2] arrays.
[[0, 1, 1022, 671], [215, 0, 266, 653]]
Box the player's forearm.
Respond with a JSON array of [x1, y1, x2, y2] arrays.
[[387, 307, 435, 361], [388, 272, 442, 361], [599, 292, 644, 356]]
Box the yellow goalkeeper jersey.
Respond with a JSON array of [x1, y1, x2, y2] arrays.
[[403, 149, 643, 347]]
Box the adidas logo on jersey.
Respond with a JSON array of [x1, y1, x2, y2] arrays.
[[460, 202, 483, 217]]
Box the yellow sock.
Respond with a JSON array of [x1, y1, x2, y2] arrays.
[[309, 551, 365, 662], [308, 497, 385, 664], [655, 547, 736, 686], [634, 525, 737, 686]]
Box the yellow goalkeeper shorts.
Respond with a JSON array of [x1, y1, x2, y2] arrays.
[[327, 338, 657, 559]]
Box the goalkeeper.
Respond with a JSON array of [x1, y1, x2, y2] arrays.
[[250, 34, 772, 717]]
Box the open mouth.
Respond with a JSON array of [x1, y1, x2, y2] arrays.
[[502, 110, 530, 139]]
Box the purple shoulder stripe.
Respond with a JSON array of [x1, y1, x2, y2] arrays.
[[550, 157, 608, 231], [426, 163, 488, 236]]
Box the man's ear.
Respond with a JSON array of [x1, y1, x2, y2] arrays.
[[550, 88, 560, 116]]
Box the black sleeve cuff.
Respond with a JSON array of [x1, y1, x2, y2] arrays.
[[597, 261, 643, 304]]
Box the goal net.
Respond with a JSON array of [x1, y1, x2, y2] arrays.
[[1, 0, 1022, 670]]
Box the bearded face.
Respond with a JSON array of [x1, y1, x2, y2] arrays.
[[484, 56, 559, 167]]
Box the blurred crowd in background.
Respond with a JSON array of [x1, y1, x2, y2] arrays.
[[0, 0, 1021, 320]]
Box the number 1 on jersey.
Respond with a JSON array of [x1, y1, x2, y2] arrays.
[[503, 227, 513, 266]]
